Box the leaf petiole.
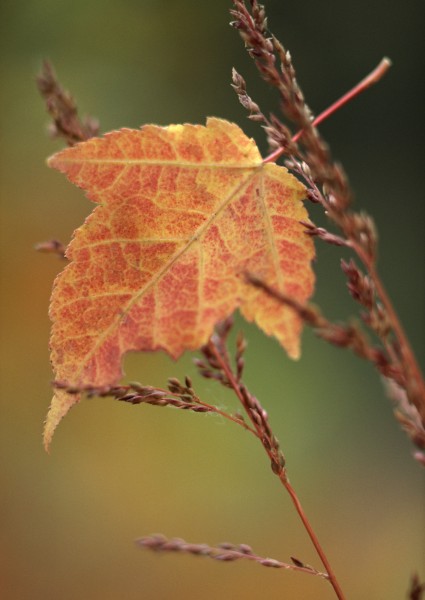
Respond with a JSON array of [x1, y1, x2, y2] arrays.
[[263, 57, 392, 164]]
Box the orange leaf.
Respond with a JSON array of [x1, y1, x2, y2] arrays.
[[44, 118, 314, 448]]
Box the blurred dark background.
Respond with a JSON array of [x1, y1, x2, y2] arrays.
[[0, 1, 424, 598]]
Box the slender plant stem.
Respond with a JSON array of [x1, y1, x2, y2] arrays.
[[263, 57, 392, 164], [209, 343, 346, 599], [281, 475, 346, 600]]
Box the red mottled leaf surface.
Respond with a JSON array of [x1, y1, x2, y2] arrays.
[[44, 118, 315, 448]]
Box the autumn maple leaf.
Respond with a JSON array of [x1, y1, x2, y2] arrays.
[[44, 118, 315, 448]]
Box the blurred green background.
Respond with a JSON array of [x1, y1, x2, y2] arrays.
[[1, 1, 424, 598]]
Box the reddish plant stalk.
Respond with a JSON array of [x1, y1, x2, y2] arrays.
[[280, 476, 346, 600], [263, 57, 392, 164], [209, 343, 346, 600]]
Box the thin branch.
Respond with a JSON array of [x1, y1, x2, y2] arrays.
[[198, 324, 346, 599], [278, 476, 346, 599], [52, 379, 258, 437], [137, 534, 329, 579]]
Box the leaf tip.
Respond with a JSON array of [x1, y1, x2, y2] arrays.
[[43, 389, 80, 452], [46, 151, 62, 171]]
